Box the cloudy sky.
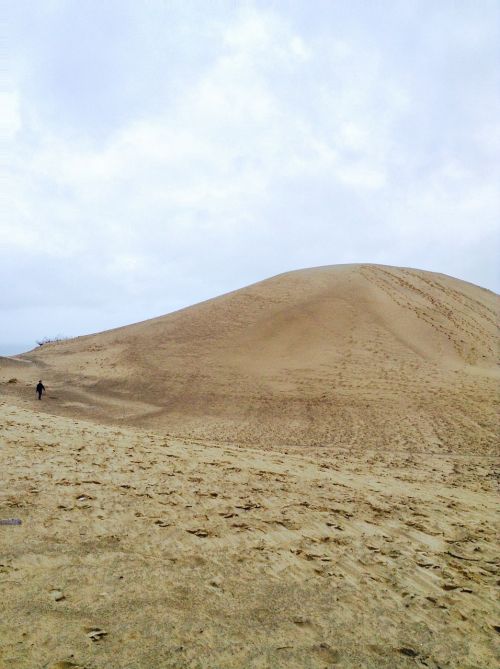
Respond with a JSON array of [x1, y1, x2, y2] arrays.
[[1, 0, 499, 354]]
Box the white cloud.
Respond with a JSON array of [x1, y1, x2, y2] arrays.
[[1, 1, 498, 345], [0, 91, 22, 139]]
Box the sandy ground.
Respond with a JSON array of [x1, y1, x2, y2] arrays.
[[1, 265, 498, 667], [1, 398, 498, 669]]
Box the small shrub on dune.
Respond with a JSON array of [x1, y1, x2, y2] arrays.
[[36, 336, 69, 347]]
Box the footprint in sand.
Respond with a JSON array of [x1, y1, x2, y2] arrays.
[[76, 494, 93, 502], [292, 616, 315, 629], [49, 589, 65, 601], [84, 626, 108, 641], [186, 528, 212, 538], [311, 642, 340, 663]]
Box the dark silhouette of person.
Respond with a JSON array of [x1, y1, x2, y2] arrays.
[[36, 380, 45, 400]]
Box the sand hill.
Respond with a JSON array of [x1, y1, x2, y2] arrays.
[[1, 263, 498, 669], [6, 263, 499, 452]]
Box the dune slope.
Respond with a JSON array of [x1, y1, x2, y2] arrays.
[[5, 263, 499, 452]]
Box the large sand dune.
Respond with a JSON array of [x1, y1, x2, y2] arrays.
[[0, 264, 498, 668], [6, 263, 499, 452]]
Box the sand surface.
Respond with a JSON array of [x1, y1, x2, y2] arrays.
[[0, 264, 498, 668], [1, 402, 498, 668], [5, 264, 498, 452]]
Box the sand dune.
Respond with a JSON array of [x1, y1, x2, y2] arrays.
[[0, 264, 498, 668], [4, 263, 499, 452]]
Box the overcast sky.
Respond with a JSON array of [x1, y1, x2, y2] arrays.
[[1, 1, 499, 354]]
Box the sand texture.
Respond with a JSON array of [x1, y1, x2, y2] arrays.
[[4, 264, 499, 453], [0, 264, 499, 668]]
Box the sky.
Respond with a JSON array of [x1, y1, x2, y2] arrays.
[[1, 0, 499, 354]]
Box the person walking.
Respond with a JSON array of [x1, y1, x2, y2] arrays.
[[36, 380, 45, 400]]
